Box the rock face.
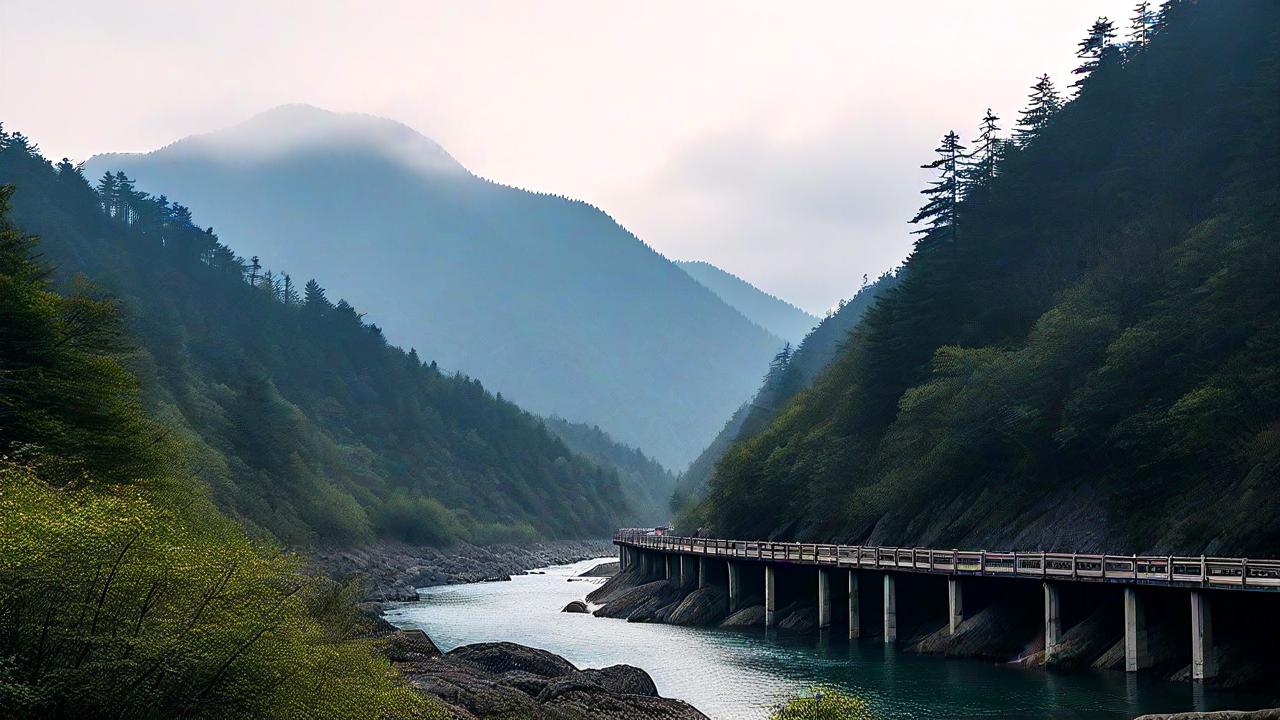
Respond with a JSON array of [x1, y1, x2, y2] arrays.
[[379, 629, 443, 662], [562, 600, 589, 613], [720, 605, 766, 628], [666, 587, 728, 626], [916, 603, 1032, 661], [593, 580, 685, 622], [308, 539, 614, 602], [776, 601, 818, 632], [383, 639, 708, 719], [579, 561, 620, 578]]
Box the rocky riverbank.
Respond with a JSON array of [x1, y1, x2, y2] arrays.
[[309, 539, 614, 603], [369, 620, 706, 719]]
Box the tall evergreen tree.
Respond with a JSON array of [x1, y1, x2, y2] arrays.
[[1014, 74, 1063, 146], [303, 278, 330, 310], [248, 255, 261, 287], [1129, 1, 1156, 50], [114, 172, 138, 225], [1072, 17, 1119, 88], [909, 131, 966, 247], [96, 172, 119, 218], [282, 273, 300, 306], [962, 108, 1004, 192]]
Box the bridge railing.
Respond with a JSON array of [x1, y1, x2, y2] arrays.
[[613, 530, 1280, 590]]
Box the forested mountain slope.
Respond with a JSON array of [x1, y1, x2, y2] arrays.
[[674, 271, 900, 510], [0, 130, 633, 547], [544, 416, 676, 525], [85, 106, 781, 468], [0, 185, 432, 718], [695, 0, 1280, 555], [675, 260, 816, 344]]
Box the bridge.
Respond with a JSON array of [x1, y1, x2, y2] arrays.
[[613, 530, 1280, 681]]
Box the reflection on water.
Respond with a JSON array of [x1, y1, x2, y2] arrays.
[[385, 559, 1277, 720]]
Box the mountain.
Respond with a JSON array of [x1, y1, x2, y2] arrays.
[[673, 270, 900, 511], [543, 416, 676, 525], [691, 0, 1280, 555], [0, 130, 642, 547], [675, 260, 817, 344], [84, 106, 781, 468], [0, 172, 431, 718]]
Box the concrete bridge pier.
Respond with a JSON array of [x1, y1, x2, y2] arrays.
[[679, 555, 695, 589], [848, 571, 861, 639], [1044, 582, 1062, 662], [727, 562, 742, 612], [1125, 587, 1151, 672], [765, 565, 777, 628], [817, 569, 832, 629], [698, 557, 711, 589], [1191, 590, 1217, 680], [883, 573, 897, 643], [948, 578, 964, 635]]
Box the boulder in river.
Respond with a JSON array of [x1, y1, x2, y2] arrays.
[[562, 600, 589, 613], [395, 639, 708, 719]]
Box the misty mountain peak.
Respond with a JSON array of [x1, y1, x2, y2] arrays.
[[144, 104, 469, 177]]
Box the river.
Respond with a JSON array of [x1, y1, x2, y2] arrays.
[[385, 558, 1278, 719]]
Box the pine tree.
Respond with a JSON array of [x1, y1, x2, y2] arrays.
[[282, 273, 300, 306], [1129, 1, 1156, 50], [1014, 75, 1063, 146], [962, 108, 1004, 192], [114, 172, 138, 225], [248, 255, 261, 287], [1072, 17, 1119, 88], [303, 278, 330, 310], [96, 173, 119, 218], [909, 131, 967, 247]]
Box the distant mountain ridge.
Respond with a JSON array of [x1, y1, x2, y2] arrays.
[[675, 260, 817, 344], [86, 105, 781, 467]]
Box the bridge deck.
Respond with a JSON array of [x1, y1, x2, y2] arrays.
[[614, 531, 1280, 592]]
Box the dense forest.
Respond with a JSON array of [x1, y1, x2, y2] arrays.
[[0, 186, 437, 718], [691, 0, 1280, 555], [85, 106, 782, 469], [0, 132, 638, 548], [673, 270, 900, 514], [543, 416, 676, 525]]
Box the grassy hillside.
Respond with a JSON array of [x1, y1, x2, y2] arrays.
[[85, 106, 782, 468], [0, 129, 632, 547], [695, 0, 1280, 555]]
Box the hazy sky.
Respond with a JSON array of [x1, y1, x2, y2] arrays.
[[2, 1, 1131, 313]]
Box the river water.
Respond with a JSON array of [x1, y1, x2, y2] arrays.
[[385, 558, 1277, 719]]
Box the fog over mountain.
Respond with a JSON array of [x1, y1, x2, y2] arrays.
[[87, 105, 781, 467]]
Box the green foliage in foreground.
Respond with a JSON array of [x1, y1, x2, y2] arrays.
[[0, 464, 433, 720], [770, 688, 875, 720]]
